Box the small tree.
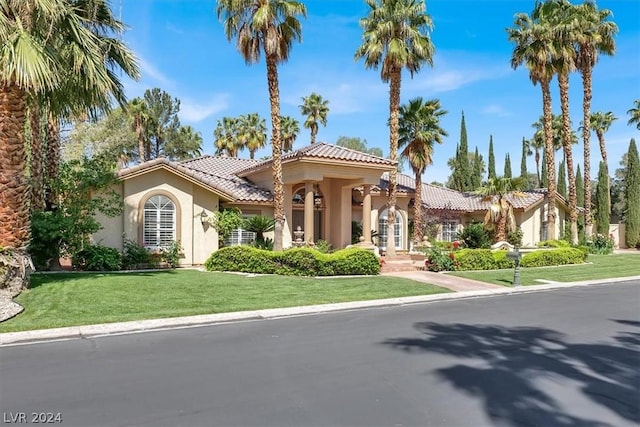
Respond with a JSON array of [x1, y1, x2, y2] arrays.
[[488, 135, 496, 180], [625, 138, 640, 248], [476, 177, 526, 243], [595, 161, 610, 235], [210, 208, 245, 247]]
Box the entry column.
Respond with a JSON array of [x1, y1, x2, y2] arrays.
[[362, 185, 372, 244], [304, 181, 315, 243]]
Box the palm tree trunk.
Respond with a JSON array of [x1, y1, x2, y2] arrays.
[[541, 79, 557, 240], [496, 216, 508, 243], [596, 131, 608, 167], [413, 168, 424, 244], [558, 73, 578, 244], [0, 83, 31, 250], [266, 55, 284, 251], [29, 103, 45, 211], [310, 124, 317, 144], [386, 68, 401, 257], [581, 64, 593, 239]]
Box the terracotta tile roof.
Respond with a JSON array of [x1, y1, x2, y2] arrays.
[[379, 173, 547, 212], [237, 142, 397, 176], [117, 156, 273, 202]]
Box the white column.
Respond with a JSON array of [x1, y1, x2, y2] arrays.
[[362, 185, 372, 244], [304, 181, 314, 243]]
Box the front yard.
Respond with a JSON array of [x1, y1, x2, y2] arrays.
[[450, 254, 640, 286], [0, 270, 449, 333]]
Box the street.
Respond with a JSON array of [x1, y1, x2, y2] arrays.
[[1, 281, 639, 427]]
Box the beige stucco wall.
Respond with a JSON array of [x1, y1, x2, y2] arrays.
[[121, 169, 220, 265], [609, 223, 626, 248]]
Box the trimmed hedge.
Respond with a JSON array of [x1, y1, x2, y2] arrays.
[[204, 246, 380, 276], [520, 247, 588, 267], [454, 247, 587, 271]]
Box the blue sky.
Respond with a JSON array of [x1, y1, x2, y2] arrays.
[[119, 0, 640, 183]]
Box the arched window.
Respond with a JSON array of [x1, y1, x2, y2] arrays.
[[143, 195, 176, 247], [378, 209, 403, 250]]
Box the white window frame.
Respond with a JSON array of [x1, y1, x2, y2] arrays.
[[224, 214, 257, 247], [143, 195, 176, 248], [441, 221, 459, 242], [378, 209, 403, 250]]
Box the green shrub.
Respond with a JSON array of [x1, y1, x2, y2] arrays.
[[458, 223, 491, 249], [72, 245, 122, 271], [586, 234, 614, 255], [453, 249, 496, 271], [329, 248, 379, 276], [424, 247, 456, 272], [314, 239, 333, 254], [161, 240, 184, 268], [507, 226, 523, 247], [492, 250, 515, 269], [204, 246, 277, 274], [537, 239, 570, 248], [122, 240, 154, 269], [204, 246, 379, 276], [520, 248, 587, 267]]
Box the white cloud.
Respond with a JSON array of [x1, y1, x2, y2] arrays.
[[482, 104, 513, 117], [137, 56, 174, 87], [179, 95, 230, 123]]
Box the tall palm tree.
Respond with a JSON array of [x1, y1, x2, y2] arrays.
[[0, 0, 139, 257], [476, 177, 527, 243], [128, 97, 152, 163], [280, 115, 300, 153], [214, 116, 242, 157], [398, 97, 447, 244], [628, 99, 640, 130], [574, 0, 617, 239], [537, 0, 579, 244], [239, 113, 267, 159], [587, 111, 616, 167], [299, 92, 328, 144], [508, 9, 558, 240], [217, 0, 306, 251], [355, 0, 434, 257]]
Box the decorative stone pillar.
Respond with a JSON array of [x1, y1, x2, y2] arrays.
[[362, 185, 372, 244], [304, 181, 314, 243]]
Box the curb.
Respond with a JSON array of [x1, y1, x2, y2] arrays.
[[1, 276, 638, 346]]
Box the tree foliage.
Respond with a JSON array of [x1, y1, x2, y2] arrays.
[[595, 161, 610, 235], [625, 139, 640, 248], [487, 135, 496, 180]]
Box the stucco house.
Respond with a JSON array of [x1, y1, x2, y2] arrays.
[[93, 142, 569, 265]]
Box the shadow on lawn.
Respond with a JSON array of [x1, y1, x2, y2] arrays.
[[29, 270, 180, 289], [382, 320, 640, 426]]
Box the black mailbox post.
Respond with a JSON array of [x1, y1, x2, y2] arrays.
[[506, 246, 522, 287]]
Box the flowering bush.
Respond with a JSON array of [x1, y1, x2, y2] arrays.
[[587, 234, 615, 255], [424, 247, 457, 272]]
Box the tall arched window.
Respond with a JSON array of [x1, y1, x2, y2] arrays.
[[143, 195, 176, 247], [378, 209, 403, 250]]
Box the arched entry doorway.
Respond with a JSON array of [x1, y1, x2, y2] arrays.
[[292, 184, 324, 242]]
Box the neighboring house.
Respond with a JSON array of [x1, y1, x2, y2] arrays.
[[93, 142, 570, 265]]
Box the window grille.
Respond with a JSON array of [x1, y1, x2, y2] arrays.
[[441, 222, 459, 242], [143, 195, 176, 247], [378, 210, 402, 249]]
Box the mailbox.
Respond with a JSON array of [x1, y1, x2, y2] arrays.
[[506, 246, 522, 287]]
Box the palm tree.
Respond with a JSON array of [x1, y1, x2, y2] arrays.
[[239, 113, 267, 159], [628, 99, 640, 130], [508, 10, 558, 240], [476, 177, 526, 243], [587, 111, 617, 167], [574, 0, 617, 239], [214, 117, 242, 157], [299, 93, 329, 144], [217, 0, 306, 252], [398, 98, 447, 245], [537, 0, 580, 244], [128, 98, 152, 163], [355, 0, 434, 257], [0, 0, 139, 258], [280, 116, 300, 152]]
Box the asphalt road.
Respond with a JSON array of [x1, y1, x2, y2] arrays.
[[1, 281, 639, 427]]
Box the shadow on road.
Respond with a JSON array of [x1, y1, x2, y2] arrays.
[[382, 320, 640, 426]]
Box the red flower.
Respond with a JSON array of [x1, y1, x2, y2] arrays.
[[449, 252, 455, 260], [453, 241, 460, 249]]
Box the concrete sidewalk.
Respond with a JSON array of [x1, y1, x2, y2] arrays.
[[382, 270, 505, 292], [1, 275, 638, 347]]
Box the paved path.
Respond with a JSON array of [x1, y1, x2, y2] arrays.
[[382, 270, 505, 292]]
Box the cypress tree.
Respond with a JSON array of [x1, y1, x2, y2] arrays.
[[488, 135, 496, 180], [472, 146, 483, 189], [576, 164, 584, 241], [504, 153, 512, 178], [458, 112, 471, 190], [520, 137, 528, 180], [625, 138, 640, 248], [595, 161, 610, 235], [557, 159, 567, 199], [541, 149, 548, 188]]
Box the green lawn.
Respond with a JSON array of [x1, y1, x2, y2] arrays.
[[449, 254, 640, 286], [0, 270, 449, 333]]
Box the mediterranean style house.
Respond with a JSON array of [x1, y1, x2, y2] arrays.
[[93, 142, 569, 265]]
